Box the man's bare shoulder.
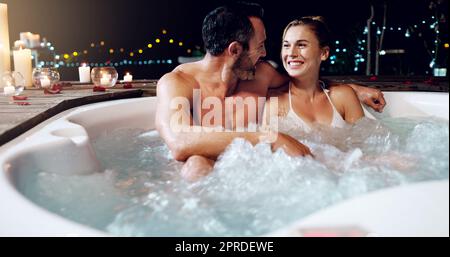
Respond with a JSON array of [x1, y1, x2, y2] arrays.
[[268, 82, 289, 95], [158, 64, 200, 94], [267, 86, 288, 97], [255, 61, 289, 88], [255, 61, 278, 78], [157, 73, 196, 101], [164, 62, 199, 83]]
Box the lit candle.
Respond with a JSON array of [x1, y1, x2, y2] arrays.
[[40, 76, 51, 88], [3, 81, 15, 96], [123, 72, 133, 82], [14, 40, 26, 49], [100, 75, 110, 86], [0, 4, 11, 75], [13, 47, 33, 88], [78, 64, 91, 83]]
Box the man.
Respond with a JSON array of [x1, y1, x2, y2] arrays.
[[155, 3, 385, 181]]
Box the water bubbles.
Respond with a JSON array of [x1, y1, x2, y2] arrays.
[[22, 116, 449, 236]]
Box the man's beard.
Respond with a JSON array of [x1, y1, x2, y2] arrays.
[[233, 52, 256, 81]]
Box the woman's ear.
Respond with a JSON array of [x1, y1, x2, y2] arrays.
[[228, 41, 243, 58], [321, 46, 330, 61]]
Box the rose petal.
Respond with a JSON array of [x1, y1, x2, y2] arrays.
[[13, 95, 28, 100], [51, 84, 63, 91], [15, 102, 31, 106], [93, 86, 106, 92], [44, 88, 62, 94]]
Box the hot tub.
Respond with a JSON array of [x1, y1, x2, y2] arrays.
[[0, 92, 448, 236]]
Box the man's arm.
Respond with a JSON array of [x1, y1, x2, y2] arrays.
[[346, 83, 386, 113], [265, 62, 289, 89], [253, 62, 386, 113], [233, 62, 287, 125], [155, 72, 311, 162]]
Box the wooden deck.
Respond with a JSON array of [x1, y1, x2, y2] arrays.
[[0, 76, 448, 146], [0, 80, 157, 146]]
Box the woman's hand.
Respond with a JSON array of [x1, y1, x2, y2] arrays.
[[270, 133, 313, 157]]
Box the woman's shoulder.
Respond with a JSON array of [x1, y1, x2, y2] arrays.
[[328, 84, 358, 101], [329, 83, 354, 94], [328, 84, 363, 118]]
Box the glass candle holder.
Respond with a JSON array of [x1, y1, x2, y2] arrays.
[[1, 71, 25, 96], [32, 67, 60, 88], [91, 67, 118, 87]]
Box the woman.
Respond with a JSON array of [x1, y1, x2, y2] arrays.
[[264, 17, 364, 131]]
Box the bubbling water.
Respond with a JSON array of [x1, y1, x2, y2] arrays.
[[21, 116, 449, 236]]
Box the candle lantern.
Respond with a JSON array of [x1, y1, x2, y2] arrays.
[[91, 67, 118, 87], [1, 71, 24, 96], [32, 67, 60, 88]]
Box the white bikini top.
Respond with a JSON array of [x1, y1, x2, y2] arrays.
[[286, 81, 347, 132]]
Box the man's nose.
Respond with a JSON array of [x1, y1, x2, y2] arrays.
[[261, 47, 267, 58]]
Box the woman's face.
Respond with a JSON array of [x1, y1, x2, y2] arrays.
[[281, 25, 329, 79]]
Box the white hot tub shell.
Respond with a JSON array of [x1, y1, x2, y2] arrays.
[[0, 92, 448, 236]]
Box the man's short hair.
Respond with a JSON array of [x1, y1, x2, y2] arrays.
[[202, 2, 264, 56]]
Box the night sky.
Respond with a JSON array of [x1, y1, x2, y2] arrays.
[[2, 0, 448, 80]]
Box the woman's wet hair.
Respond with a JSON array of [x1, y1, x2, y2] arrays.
[[282, 16, 331, 48], [202, 2, 264, 56]]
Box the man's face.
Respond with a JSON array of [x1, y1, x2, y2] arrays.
[[233, 17, 267, 80]]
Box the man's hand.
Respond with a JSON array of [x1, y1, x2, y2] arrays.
[[350, 84, 386, 113], [271, 133, 313, 157]]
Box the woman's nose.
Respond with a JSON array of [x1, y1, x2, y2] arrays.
[[287, 46, 297, 56]]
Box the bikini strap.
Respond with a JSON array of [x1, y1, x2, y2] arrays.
[[288, 82, 294, 109], [321, 81, 343, 121], [320, 81, 333, 102]]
